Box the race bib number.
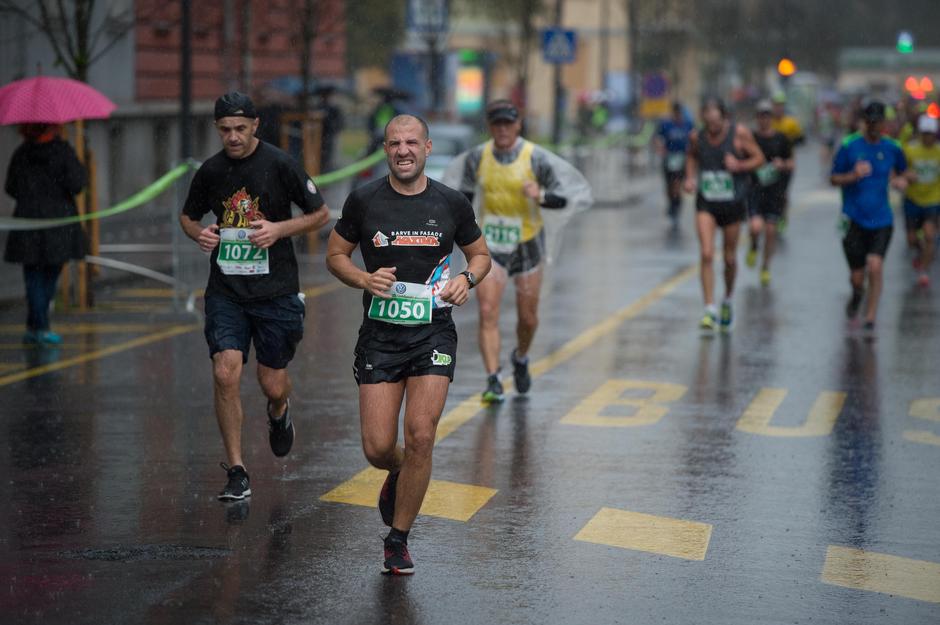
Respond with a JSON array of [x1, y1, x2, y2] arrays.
[[217, 228, 269, 275], [914, 160, 939, 185], [755, 163, 781, 187], [483, 215, 523, 254], [700, 170, 735, 202], [665, 152, 686, 172], [368, 281, 433, 326]]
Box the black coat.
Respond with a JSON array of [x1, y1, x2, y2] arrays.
[[4, 138, 88, 266]]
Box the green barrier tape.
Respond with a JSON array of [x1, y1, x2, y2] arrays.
[[0, 148, 386, 231], [543, 122, 655, 153], [312, 149, 384, 186], [0, 160, 197, 231]]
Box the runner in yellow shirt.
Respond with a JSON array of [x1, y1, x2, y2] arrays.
[[902, 115, 940, 287]]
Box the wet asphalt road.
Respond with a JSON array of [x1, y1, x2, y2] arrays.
[[1, 150, 939, 625]]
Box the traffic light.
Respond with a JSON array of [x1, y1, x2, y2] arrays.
[[777, 58, 796, 77], [897, 31, 914, 54], [904, 75, 935, 100]]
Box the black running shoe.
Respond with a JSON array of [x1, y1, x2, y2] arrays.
[[481, 374, 504, 403], [845, 289, 864, 319], [511, 349, 531, 394], [382, 536, 414, 575], [268, 399, 294, 458], [218, 463, 251, 501], [378, 470, 400, 527]]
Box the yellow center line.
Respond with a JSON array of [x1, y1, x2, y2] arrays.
[[0, 282, 342, 388], [0, 324, 200, 387]]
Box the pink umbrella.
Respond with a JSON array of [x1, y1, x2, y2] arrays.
[[0, 76, 116, 125]]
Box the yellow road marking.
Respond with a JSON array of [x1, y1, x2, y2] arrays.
[[910, 398, 940, 422], [0, 323, 176, 334], [822, 545, 940, 604], [0, 325, 198, 387], [736, 387, 846, 437], [320, 466, 497, 522], [302, 282, 344, 298], [904, 430, 940, 447], [324, 265, 698, 516], [0, 363, 21, 373], [435, 265, 697, 441], [574, 507, 713, 561], [560, 379, 688, 428]]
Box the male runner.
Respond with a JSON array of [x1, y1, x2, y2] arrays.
[[770, 93, 803, 231], [180, 92, 330, 500], [830, 101, 908, 331], [656, 101, 695, 228], [684, 97, 764, 331], [326, 115, 490, 575], [746, 100, 795, 285], [902, 115, 940, 286], [460, 100, 568, 402]]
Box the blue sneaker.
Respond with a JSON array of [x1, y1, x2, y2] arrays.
[[719, 301, 733, 330], [38, 331, 62, 345]]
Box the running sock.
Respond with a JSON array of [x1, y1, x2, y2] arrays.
[[705, 304, 718, 315], [388, 527, 409, 543], [511, 350, 528, 365]]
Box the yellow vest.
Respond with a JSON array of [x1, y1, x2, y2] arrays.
[[904, 140, 940, 207], [477, 140, 542, 243], [771, 115, 803, 143]]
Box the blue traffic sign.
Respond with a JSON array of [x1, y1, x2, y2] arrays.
[[542, 28, 577, 64]]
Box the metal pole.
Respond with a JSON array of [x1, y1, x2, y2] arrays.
[[175, 0, 193, 312], [551, 0, 564, 146], [627, 0, 639, 121], [599, 0, 609, 89], [180, 0, 192, 160]]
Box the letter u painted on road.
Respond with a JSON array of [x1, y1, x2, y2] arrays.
[[904, 398, 940, 447], [736, 388, 846, 437], [561, 379, 687, 427]]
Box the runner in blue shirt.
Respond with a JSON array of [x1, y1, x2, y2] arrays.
[[830, 100, 908, 332], [655, 102, 694, 227]]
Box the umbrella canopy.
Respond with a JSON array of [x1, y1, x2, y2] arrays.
[[0, 76, 116, 125]]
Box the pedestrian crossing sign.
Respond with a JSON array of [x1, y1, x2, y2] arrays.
[[542, 28, 577, 64]]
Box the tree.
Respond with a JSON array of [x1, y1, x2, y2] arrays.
[[345, 0, 406, 72], [0, 0, 134, 83]]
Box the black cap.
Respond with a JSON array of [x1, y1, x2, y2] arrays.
[[214, 92, 258, 120], [862, 100, 886, 121], [486, 99, 519, 123]]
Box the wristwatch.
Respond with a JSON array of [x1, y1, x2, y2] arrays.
[[460, 270, 477, 289]]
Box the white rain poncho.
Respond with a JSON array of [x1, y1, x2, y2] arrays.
[[442, 140, 593, 283]]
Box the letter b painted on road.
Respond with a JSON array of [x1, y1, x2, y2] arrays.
[[561, 379, 687, 428]]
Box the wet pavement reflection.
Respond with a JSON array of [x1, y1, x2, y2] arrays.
[[1, 152, 939, 624]]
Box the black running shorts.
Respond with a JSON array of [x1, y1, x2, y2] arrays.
[[491, 229, 545, 277], [353, 315, 457, 385], [204, 293, 305, 369], [842, 221, 893, 270], [696, 197, 747, 228]]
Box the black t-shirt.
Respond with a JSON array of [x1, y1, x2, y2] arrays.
[[182, 141, 324, 302], [333, 176, 482, 318], [754, 130, 793, 191]]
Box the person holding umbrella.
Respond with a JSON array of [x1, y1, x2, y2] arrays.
[[3, 123, 87, 344], [0, 75, 116, 344]]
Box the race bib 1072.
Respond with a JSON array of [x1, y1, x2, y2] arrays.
[[217, 228, 269, 275]]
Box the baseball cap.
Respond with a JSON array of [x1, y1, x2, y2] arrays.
[[486, 100, 519, 123], [918, 115, 939, 134], [214, 92, 258, 120], [756, 99, 773, 114], [862, 101, 886, 121]]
